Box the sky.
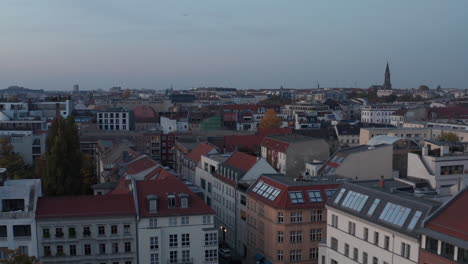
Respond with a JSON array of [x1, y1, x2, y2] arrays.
[[1, 0, 467, 90]]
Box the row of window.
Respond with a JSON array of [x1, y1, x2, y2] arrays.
[[149, 249, 217, 264], [276, 210, 323, 223], [42, 224, 131, 239], [147, 216, 211, 228], [0, 225, 31, 237], [277, 229, 322, 243], [98, 118, 127, 124], [43, 241, 132, 257], [98, 113, 127, 118], [275, 248, 319, 262], [98, 124, 128, 130]]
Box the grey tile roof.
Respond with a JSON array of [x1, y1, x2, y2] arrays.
[[328, 180, 442, 238]]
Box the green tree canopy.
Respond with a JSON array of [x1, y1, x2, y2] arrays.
[[44, 116, 85, 195], [0, 248, 39, 264], [438, 132, 460, 142], [0, 139, 34, 179]]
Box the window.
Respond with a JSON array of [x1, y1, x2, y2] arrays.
[[18, 246, 28, 256], [181, 216, 189, 225], [289, 192, 304, 204], [334, 188, 346, 203], [168, 195, 176, 208], [310, 229, 322, 241], [353, 248, 359, 261], [378, 202, 411, 227], [311, 209, 323, 222], [203, 215, 211, 224], [401, 242, 411, 259], [372, 257, 378, 264], [111, 225, 118, 235], [69, 245, 76, 256], [344, 243, 349, 257], [362, 252, 368, 264], [348, 221, 356, 235], [384, 236, 390, 250], [44, 246, 51, 256], [290, 212, 302, 223], [169, 251, 178, 263], [150, 253, 159, 264], [181, 233, 190, 247], [363, 227, 369, 241], [331, 237, 338, 251], [278, 212, 284, 223], [99, 243, 106, 254], [310, 248, 318, 260], [98, 225, 105, 235], [425, 236, 438, 254], [278, 231, 284, 243], [41, 228, 49, 238], [325, 189, 337, 198], [68, 227, 76, 238], [83, 226, 91, 237], [407, 211, 422, 231], [277, 250, 283, 261], [84, 244, 91, 255], [205, 249, 217, 262], [169, 234, 178, 247], [331, 214, 338, 228], [125, 242, 131, 252], [308, 190, 323, 202], [340, 190, 369, 212], [204, 233, 217, 246], [182, 250, 190, 263], [169, 217, 177, 226], [289, 249, 302, 262], [181, 197, 188, 208], [374, 232, 379, 246], [149, 218, 157, 228], [111, 243, 119, 253], [13, 225, 31, 237], [201, 179, 206, 189], [2, 199, 25, 212], [124, 224, 130, 235], [150, 236, 159, 250]]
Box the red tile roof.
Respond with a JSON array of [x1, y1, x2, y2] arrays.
[[133, 105, 156, 122], [261, 137, 289, 152], [186, 143, 215, 162], [144, 167, 178, 181], [224, 135, 263, 152], [248, 176, 339, 209], [136, 179, 214, 217], [429, 106, 468, 120], [126, 156, 158, 175], [225, 152, 257, 172], [36, 194, 135, 218], [426, 188, 468, 241], [110, 177, 132, 194]]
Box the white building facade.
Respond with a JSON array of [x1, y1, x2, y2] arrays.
[[361, 105, 402, 124]]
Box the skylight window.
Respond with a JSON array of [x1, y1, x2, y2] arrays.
[[308, 191, 323, 203], [367, 198, 380, 216], [334, 188, 346, 204], [325, 189, 337, 198], [252, 180, 281, 201], [340, 190, 369, 212], [378, 202, 411, 227], [289, 192, 304, 204], [407, 211, 422, 231]]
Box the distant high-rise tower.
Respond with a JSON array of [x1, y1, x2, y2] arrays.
[[73, 84, 79, 93], [383, 62, 392, 90]]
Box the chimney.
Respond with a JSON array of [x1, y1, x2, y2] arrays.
[[422, 145, 428, 156], [379, 175, 385, 188]]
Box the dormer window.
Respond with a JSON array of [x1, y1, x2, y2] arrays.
[[147, 194, 158, 213], [168, 194, 176, 208], [178, 193, 190, 209]]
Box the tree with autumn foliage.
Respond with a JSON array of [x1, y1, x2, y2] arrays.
[[259, 109, 282, 129], [0, 248, 39, 264]]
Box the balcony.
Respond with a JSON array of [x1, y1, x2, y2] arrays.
[[167, 258, 193, 264], [0, 211, 34, 219]]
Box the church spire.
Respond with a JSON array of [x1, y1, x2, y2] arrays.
[[383, 62, 392, 89]]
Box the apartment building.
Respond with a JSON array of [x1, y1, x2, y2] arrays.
[[360, 104, 402, 124], [247, 174, 339, 264], [177, 142, 218, 182], [407, 141, 468, 197], [36, 194, 137, 264], [261, 135, 330, 177], [418, 188, 468, 264], [0, 179, 42, 259], [320, 179, 441, 264], [135, 178, 218, 264], [97, 108, 134, 131], [359, 127, 432, 145], [194, 152, 277, 256]]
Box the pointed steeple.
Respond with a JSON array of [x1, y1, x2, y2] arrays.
[[383, 62, 392, 90]]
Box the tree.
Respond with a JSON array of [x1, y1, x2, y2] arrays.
[[122, 89, 131, 98], [259, 109, 282, 129], [44, 116, 84, 196], [418, 85, 430, 91], [0, 248, 39, 264], [438, 132, 460, 142], [0, 139, 34, 179], [81, 154, 97, 194]]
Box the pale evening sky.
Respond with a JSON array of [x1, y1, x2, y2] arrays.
[[1, 0, 467, 90]]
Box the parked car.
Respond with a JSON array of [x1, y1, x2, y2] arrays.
[[219, 248, 231, 259]]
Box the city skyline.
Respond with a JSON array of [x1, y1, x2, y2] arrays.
[[1, 0, 468, 90]]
